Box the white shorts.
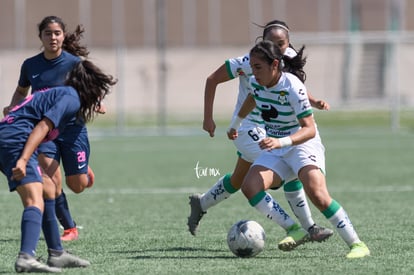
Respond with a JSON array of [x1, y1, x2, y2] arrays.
[[232, 123, 266, 163], [252, 135, 326, 182]]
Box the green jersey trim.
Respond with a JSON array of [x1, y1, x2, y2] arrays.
[[251, 82, 264, 90], [297, 109, 313, 119], [225, 60, 235, 79]]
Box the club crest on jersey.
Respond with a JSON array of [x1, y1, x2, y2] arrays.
[[277, 91, 288, 105]]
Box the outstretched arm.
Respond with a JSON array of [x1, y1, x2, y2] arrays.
[[203, 64, 232, 137]]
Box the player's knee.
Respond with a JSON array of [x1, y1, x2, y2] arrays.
[[66, 176, 88, 194]]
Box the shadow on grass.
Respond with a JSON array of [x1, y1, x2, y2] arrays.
[[0, 238, 19, 242], [111, 246, 315, 260]]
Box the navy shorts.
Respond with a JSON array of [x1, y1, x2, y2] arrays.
[[0, 146, 43, 191], [55, 124, 90, 176], [38, 141, 59, 160]]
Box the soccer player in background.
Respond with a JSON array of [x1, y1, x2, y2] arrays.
[[3, 15, 104, 241], [188, 20, 332, 251], [227, 39, 370, 259], [0, 59, 116, 272]]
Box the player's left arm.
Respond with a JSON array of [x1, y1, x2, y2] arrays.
[[291, 115, 316, 144], [307, 90, 330, 110], [12, 118, 54, 181]]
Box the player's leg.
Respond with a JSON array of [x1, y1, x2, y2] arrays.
[[59, 125, 92, 194], [200, 156, 251, 211], [299, 166, 370, 258], [39, 138, 91, 267], [187, 156, 251, 236], [41, 172, 64, 250], [7, 151, 62, 273], [241, 154, 309, 251], [58, 124, 93, 240], [39, 150, 79, 242], [15, 181, 62, 273], [41, 176, 90, 268], [283, 178, 333, 242], [187, 125, 264, 236]]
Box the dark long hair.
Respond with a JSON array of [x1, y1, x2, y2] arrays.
[[250, 40, 307, 83], [38, 15, 89, 57], [65, 60, 117, 122], [283, 46, 307, 83], [250, 40, 284, 66]]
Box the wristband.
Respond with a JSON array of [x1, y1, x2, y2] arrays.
[[228, 116, 243, 130], [278, 136, 292, 148]]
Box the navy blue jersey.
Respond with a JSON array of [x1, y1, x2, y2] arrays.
[[18, 51, 80, 92], [0, 87, 81, 147]]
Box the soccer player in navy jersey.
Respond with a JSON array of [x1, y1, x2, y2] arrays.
[[3, 15, 101, 241], [0, 59, 116, 272]]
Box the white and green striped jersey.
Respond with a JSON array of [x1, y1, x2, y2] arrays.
[[249, 72, 314, 138], [224, 47, 298, 128], [225, 53, 264, 126]]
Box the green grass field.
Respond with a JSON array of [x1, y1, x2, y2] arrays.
[[1, 111, 414, 274]]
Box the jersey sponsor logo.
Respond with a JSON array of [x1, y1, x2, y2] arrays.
[[78, 163, 87, 169], [260, 104, 278, 122], [32, 74, 40, 78], [265, 125, 291, 137]]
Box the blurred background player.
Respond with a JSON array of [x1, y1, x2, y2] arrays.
[[188, 20, 332, 250], [0, 59, 116, 272], [227, 39, 370, 259]]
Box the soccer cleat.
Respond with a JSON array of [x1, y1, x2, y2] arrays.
[[61, 227, 79, 241], [308, 224, 334, 242], [15, 252, 62, 273], [346, 242, 370, 259], [187, 194, 206, 236], [47, 249, 90, 268], [86, 166, 95, 188], [278, 223, 310, 251]]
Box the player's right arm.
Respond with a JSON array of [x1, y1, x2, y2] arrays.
[[227, 94, 256, 140], [203, 64, 232, 137], [11, 117, 54, 181], [3, 86, 30, 116]]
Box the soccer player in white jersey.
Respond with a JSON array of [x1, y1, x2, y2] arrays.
[[188, 20, 333, 251], [227, 39, 370, 259]]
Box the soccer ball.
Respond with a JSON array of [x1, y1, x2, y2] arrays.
[[227, 220, 265, 258]]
